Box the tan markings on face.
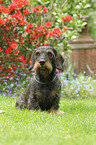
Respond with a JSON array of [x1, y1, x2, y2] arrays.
[[33, 60, 53, 77], [38, 61, 52, 77], [33, 61, 40, 70], [44, 61, 53, 74]]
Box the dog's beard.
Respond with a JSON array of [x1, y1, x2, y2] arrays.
[[33, 61, 53, 77]]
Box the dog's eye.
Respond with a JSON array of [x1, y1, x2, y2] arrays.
[[36, 52, 40, 56], [47, 52, 53, 57]]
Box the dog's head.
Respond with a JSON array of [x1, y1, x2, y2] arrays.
[[29, 46, 64, 77]]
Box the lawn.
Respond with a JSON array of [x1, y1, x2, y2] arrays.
[[0, 96, 96, 145]]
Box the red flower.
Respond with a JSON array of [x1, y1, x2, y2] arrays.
[[37, 26, 45, 34], [10, 42, 18, 49], [28, 61, 31, 65], [0, 6, 3, 12], [22, 41, 25, 44], [5, 47, 12, 53], [32, 5, 42, 12], [1, 73, 4, 76], [8, 0, 30, 11], [26, 23, 33, 33], [7, 41, 10, 45], [11, 11, 23, 21], [31, 7, 37, 12], [12, 38, 14, 41], [35, 34, 39, 39], [45, 43, 49, 46], [3, 8, 11, 14], [48, 28, 61, 37], [53, 28, 61, 34], [5, 17, 11, 23], [23, 9, 30, 15], [62, 15, 73, 22], [0, 67, 4, 72], [28, 23, 33, 28], [20, 56, 24, 61], [36, 5, 42, 9], [11, 74, 15, 77], [8, 3, 17, 11], [43, 7, 48, 13], [20, 64, 23, 68], [0, 18, 6, 25], [62, 28, 67, 32], [15, 49, 19, 54], [11, 64, 15, 67], [13, 66, 16, 70], [6, 37, 9, 41], [23, 60, 26, 64], [45, 22, 52, 28], [6, 26, 10, 31], [22, 0, 30, 5], [0, 47, 1, 52], [20, 20, 27, 26], [19, 32, 22, 35], [50, 27, 61, 37]]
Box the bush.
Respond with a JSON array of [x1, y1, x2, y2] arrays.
[[0, 0, 86, 96]]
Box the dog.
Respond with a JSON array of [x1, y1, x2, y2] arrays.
[[15, 46, 64, 114]]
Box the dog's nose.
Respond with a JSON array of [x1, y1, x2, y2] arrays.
[[39, 60, 45, 66]]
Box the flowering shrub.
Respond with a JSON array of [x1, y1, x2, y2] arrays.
[[62, 15, 73, 22], [0, 0, 74, 96]]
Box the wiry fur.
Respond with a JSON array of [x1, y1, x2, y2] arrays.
[[15, 46, 64, 114]]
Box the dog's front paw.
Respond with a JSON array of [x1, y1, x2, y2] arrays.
[[15, 102, 27, 109], [50, 109, 65, 115], [59, 110, 65, 114]]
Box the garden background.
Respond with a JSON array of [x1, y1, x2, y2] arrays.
[[0, 0, 96, 145], [0, 0, 96, 97]]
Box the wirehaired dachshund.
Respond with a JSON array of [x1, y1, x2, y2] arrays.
[[16, 46, 64, 114]]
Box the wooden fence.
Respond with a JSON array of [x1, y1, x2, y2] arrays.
[[70, 43, 96, 75], [69, 19, 96, 75]]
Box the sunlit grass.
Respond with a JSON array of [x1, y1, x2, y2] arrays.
[[0, 96, 96, 145]]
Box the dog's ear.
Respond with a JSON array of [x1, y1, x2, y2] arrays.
[[29, 50, 36, 71], [52, 48, 64, 71]]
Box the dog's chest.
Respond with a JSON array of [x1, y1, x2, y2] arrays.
[[34, 84, 57, 110]]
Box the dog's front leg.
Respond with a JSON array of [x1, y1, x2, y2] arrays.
[[15, 82, 31, 109], [50, 94, 64, 114], [28, 96, 41, 111], [50, 95, 60, 114]]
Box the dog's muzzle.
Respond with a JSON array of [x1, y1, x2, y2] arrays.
[[39, 59, 45, 66]]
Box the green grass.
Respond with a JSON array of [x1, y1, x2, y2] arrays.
[[0, 96, 96, 145]]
